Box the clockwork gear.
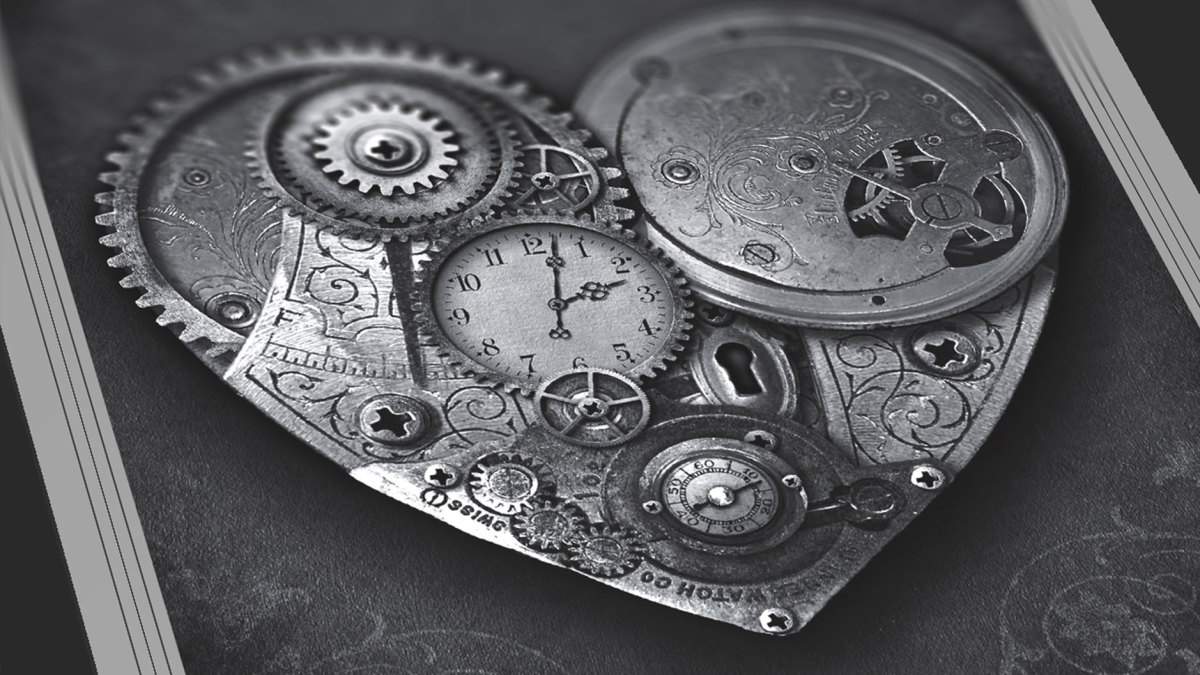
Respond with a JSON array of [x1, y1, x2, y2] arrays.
[[467, 453, 555, 515], [511, 498, 589, 552], [533, 368, 650, 448], [414, 212, 692, 392], [565, 524, 645, 578], [311, 99, 460, 197], [258, 79, 519, 234]]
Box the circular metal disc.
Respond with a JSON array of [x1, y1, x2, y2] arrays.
[[576, 8, 1067, 328]]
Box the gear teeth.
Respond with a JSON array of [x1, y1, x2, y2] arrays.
[[98, 35, 633, 363]]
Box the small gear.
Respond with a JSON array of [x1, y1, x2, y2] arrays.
[[512, 144, 601, 212], [311, 99, 460, 196], [467, 453, 555, 515], [565, 524, 646, 578], [534, 368, 651, 448], [511, 498, 589, 552]]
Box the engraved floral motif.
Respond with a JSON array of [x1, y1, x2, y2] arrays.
[[653, 58, 889, 272], [1001, 512, 1200, 674], [815, 282, 1025, 465], [141, 140, 282, 321]]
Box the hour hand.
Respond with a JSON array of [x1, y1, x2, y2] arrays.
[[568, 279, 628, 303]]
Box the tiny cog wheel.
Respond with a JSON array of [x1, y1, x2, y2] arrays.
[[311, 99, 460, 197], [511, 144, 601, 213], [511, 498, 589, 552], [565, 524, 646, 578], [253, 78, 522, 241], [467, 453, 556, 515], [534, 368, 651, 448], [413, 211, 692, 393]]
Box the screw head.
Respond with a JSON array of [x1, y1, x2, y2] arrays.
[[204, 292, 260, 330], [661, 158, 700, 185], [845, 479, 905, 522], [350, 126, 428, 175], [424, 463, 460, 488], [910, 328, 980, 376], [697, 303, 735, 327], [743, 430, 778, 452], [741, 242, 779, 267], [781, 474, 803, 490], [787, 152, 819, 173], [642, 500, 664, 514], [759, 607, 797, 634], [910, 464, 947, 491], [359, 394, 433, 446]]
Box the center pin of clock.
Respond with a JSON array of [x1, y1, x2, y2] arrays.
[[707, 485, 737, 508]]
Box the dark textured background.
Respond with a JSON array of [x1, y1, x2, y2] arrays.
[[3, 0, 1199, 672]]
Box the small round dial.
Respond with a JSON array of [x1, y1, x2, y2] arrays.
[[424, 216, 688, 390], [661, 455, 780, 538]]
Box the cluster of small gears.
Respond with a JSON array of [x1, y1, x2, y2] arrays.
[[467, 453, 555, 515], [533, 369, 651, 448], [510, 498, 645, 578], [311, 99, 461, 196]]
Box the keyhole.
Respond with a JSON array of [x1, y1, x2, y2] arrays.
[[715, 342, 763, 395]]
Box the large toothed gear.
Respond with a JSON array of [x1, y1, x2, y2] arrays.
[[311, 99, 460, 196], [511, 498, 589, 552], [96, 38, 633, 365], [565, 524, 646, 578], [258, 78, 521, 234]]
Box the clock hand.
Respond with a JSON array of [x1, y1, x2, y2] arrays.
[[564, 279, 629, 304], [692, 480, 762, 511], [547, 234, 571, 339]]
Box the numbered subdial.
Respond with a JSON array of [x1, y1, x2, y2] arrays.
[[423, 216, 689, 391], [661, 456, 781, 539]]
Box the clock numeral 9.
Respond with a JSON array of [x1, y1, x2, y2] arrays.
[[447, 308, 470, 325]]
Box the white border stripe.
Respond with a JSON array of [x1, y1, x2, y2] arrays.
[[1022, 0, 1200, 327], [0, 17, 184, 675]]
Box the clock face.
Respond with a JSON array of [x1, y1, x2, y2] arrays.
[[430, 222, 680, 388], [660, 455, 780, 538]]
